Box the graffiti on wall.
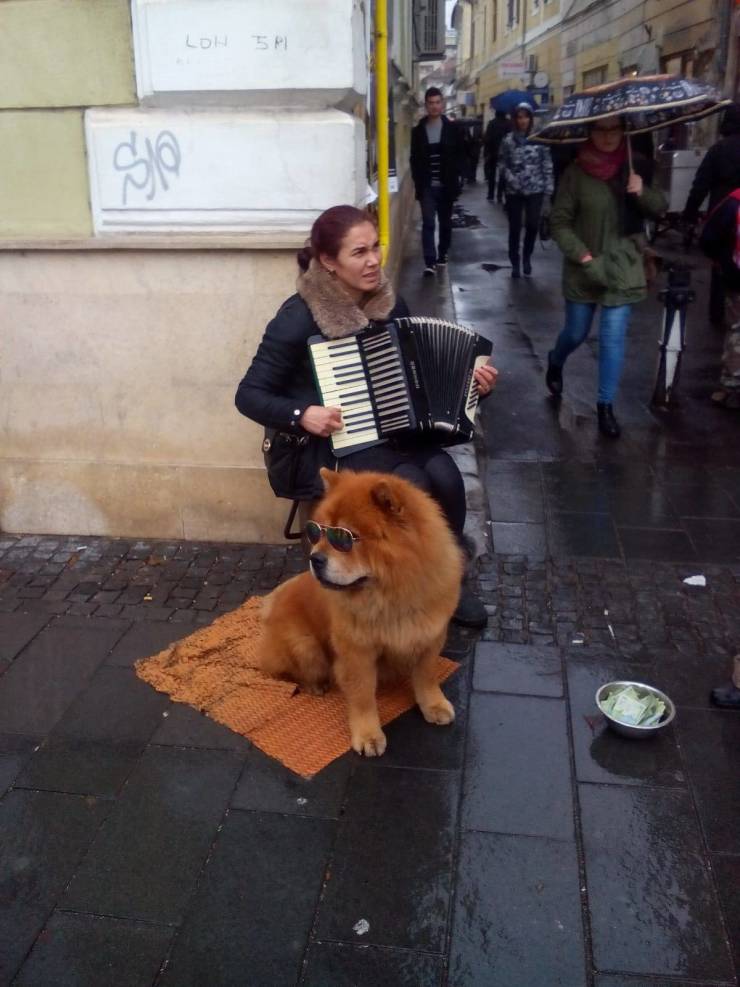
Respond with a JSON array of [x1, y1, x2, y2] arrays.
[[113, 130, 182, 205]]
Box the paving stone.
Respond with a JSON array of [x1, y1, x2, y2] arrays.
[[566, 657, 685, 788], [12, 911, 173, 987], [579, 784, 734, 981], [315, 763, 459, 951], [449, 832, 586, 987], [595, 977, 731, 987], [713, 853, 740, 977], [0, 753, 24, 796], [0, 617, 130, 735], [618, 526, 698, 562], [48, 666, 169, 745], [0, 790, 110, 983], [150, 703, 251, 750], [62, 746, 243, 924], [105, 621, 182, 667], [548, 512, 622, 559], [0, 612, 50, 669], [159, 811, 334, 987], [491, 521, 547, 559], [676, 709, 740, 854], [473, 640, 562, 697], [485, 462, 545, 522], [231, 746, 350, 817], [378, 668, 469, 770], [302, 942, 443, 986], [16, 739, 142, 798], [463, 692, 574, 840]]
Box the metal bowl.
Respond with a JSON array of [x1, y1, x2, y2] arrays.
[[595, 680, 676, 740]]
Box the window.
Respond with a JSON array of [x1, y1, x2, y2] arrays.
[[562, 84, 575, 99], [506, 0, 519, 28], [582, 65, 607, 88], [661, 51, 694, 77]]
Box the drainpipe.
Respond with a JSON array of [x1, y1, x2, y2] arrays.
[[375, 0, 390, 263]]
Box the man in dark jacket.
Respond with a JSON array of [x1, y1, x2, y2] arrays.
[[683, 102, 740, 327], [483, 110, 510, 202], [410, 87, 466, 276], [698, 187, 740, 409]]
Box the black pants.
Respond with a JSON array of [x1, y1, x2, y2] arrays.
[[340, 443, 466, 537], [485, 159, 505, 201], [710, 266, 726, 327], [420, 187, 454, 267], [506, 193, 544, 269]]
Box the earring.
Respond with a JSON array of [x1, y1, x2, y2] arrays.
[[327, 268, 336, 277]]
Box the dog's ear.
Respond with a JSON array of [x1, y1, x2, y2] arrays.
[[320, 467, 340, 491], [371, 479, 404, 516]]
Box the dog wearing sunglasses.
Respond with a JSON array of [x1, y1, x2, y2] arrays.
[[258, 467, 464, 757]]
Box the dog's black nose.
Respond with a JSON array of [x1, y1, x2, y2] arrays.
[[310, 553, 327, 574]]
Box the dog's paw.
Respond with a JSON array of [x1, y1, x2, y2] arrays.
[[300, 681, 330, 696], [421, 698, 455, 726], [351, 728, 387, 757]]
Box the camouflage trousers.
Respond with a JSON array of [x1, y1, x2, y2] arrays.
[[721, 292, 740, 391]]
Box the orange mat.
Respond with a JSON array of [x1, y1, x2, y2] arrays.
[[135, 597, 459, 777]]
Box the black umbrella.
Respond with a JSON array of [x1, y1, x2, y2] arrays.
[[530, 75, 731, 147]]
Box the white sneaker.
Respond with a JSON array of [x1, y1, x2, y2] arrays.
[[423, 265, 436, 277]]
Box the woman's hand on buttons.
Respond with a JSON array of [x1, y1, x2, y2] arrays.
[[474, 363, 499, 396]]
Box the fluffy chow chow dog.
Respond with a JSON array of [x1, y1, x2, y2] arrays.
[[259, 467, 464, 757]]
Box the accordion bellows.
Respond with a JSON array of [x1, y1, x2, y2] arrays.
[[309, 317, 493, 456]]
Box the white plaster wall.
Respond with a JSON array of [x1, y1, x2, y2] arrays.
[[85, 108, 366, 234], [0, 249, 297, 541], [132, 0, 368, 109]]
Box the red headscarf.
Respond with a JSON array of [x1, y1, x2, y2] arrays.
[[577, 139, 627, 182]]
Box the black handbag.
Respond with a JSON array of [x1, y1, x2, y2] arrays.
[[261, 428, 332, 502]]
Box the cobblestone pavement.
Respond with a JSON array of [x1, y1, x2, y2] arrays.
[[1, 181, 739, 986]]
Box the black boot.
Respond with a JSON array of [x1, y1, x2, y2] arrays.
[[523, 256, 532, 278], [452, 589, 488, 629], [711, 683, 740, 709], [597, 402, 621, 438], [546, 351, 563, 396]]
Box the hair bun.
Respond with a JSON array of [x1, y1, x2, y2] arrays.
[[296, 244, 313, 272]]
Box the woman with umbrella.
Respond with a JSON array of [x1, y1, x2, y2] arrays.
[[499, 101, 553, 279], [544, 116, 666, 437], [534, 76, 728, 435]]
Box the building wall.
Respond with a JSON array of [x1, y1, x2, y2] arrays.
[[0, 0, 416, 543]]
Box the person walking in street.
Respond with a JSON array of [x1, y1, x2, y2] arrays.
[[683, 103, 740, 330], [235, 205, 498, 627], [410, 87, 466, 277], [545, 118, 667, 438], [499, 103, 553, 278], [698, 184, 740, 409], [483, 110, 511, 202]]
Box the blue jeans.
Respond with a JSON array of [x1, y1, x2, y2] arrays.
[[420, 186, 453, 266], [551, 301, 633, 403]]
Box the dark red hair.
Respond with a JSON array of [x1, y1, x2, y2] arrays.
[[297, 205, 376, 272]]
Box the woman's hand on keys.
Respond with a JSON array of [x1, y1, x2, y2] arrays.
[[299, 405, 344, 437]]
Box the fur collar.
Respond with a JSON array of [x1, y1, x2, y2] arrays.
[[296, 259, 396, 339]]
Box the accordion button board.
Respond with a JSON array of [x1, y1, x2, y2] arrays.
[[309, 317, 492, 457]]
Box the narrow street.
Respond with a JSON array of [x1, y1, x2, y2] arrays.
[[0, 184, 738, 985]]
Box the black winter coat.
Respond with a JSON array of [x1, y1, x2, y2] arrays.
[[699, 191, 740, 291], [234, 293, 410, 437], [684, 134, 740, 220], [410, 115, 465, 200]]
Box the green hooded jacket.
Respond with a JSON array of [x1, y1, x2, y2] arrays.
[[551, 161, 667, 307]]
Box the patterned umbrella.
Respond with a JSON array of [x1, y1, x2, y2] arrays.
[[530, 75, 731, 144]]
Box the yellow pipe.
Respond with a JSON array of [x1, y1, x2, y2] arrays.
[[374, 0, 390, 263]]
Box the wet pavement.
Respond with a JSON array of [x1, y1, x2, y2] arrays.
[[1, 180, 739, 986]]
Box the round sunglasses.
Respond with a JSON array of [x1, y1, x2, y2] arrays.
[[305, 520, 361, 553]]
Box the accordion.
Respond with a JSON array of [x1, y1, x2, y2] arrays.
[[308, 317, 492, 457]]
